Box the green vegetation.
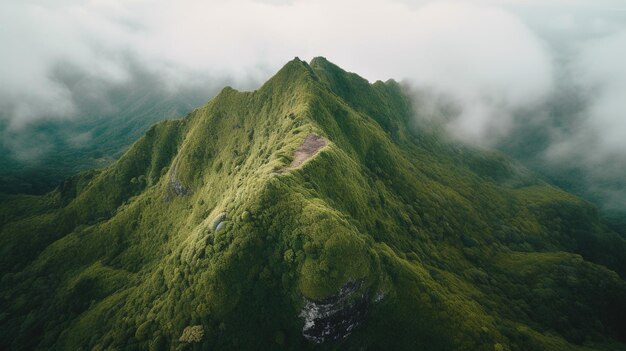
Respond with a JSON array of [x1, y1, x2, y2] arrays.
[[0, 57, 625, 350]]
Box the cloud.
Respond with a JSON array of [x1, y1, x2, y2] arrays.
[[0, 1, 127, 128], [0, 1, 553, 127], [0, 0, 624, 209], [540, 28, 626, 210], [389, 2, 554, 144], [574, 29, 626, 157]]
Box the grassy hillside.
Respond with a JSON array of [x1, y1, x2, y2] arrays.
[[0, 57, 625, 350]]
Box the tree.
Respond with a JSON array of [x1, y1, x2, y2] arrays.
[[179, 325, 204, 344]]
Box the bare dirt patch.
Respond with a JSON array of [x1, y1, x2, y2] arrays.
[[282, 134, 327, 171]]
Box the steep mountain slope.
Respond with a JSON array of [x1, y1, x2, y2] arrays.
[[1, 57, 625, 350]]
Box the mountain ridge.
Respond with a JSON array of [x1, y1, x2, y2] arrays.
[[0, 57, 625, 350]]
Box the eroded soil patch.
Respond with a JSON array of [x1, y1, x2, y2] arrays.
[[284, 134, 327, 171]]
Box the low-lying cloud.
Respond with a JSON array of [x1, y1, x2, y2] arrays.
[[0, 0, 557, 129], [1, 0, 625, 210]]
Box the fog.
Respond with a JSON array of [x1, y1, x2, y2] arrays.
[[1, 0, 625, 211]]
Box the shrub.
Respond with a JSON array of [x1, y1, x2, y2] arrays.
[[179, 325, 204, 344]]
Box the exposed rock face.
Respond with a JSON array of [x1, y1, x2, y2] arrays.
[[215, 221, 225, 232], [210, 212, 227, 231], [299, 280, 369, 344], [168, 160, 190, 196]]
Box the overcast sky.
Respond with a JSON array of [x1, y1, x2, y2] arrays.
[[0, 1, 622, 116], [2, 0, 624, 126], [1, 0, 625, 206]]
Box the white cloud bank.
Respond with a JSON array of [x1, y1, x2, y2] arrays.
[[550, 29, 626, 161], [1, 0, 625, 207], [0, 0, 555, 131]]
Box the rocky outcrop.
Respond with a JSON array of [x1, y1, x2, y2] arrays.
[[299, 279, 369, 344], [210, 212, 226, 231], [169, 160, 190, 196]]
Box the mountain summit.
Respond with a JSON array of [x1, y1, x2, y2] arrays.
[[1, 57, 625, 350]]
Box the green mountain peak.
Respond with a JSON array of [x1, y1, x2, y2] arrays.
[[1, 57, 625, 350]]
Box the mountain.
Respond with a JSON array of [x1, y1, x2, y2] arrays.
[[1, 57, 625, 350]]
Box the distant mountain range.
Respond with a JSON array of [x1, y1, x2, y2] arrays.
[[0, 72, 209, 194]]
